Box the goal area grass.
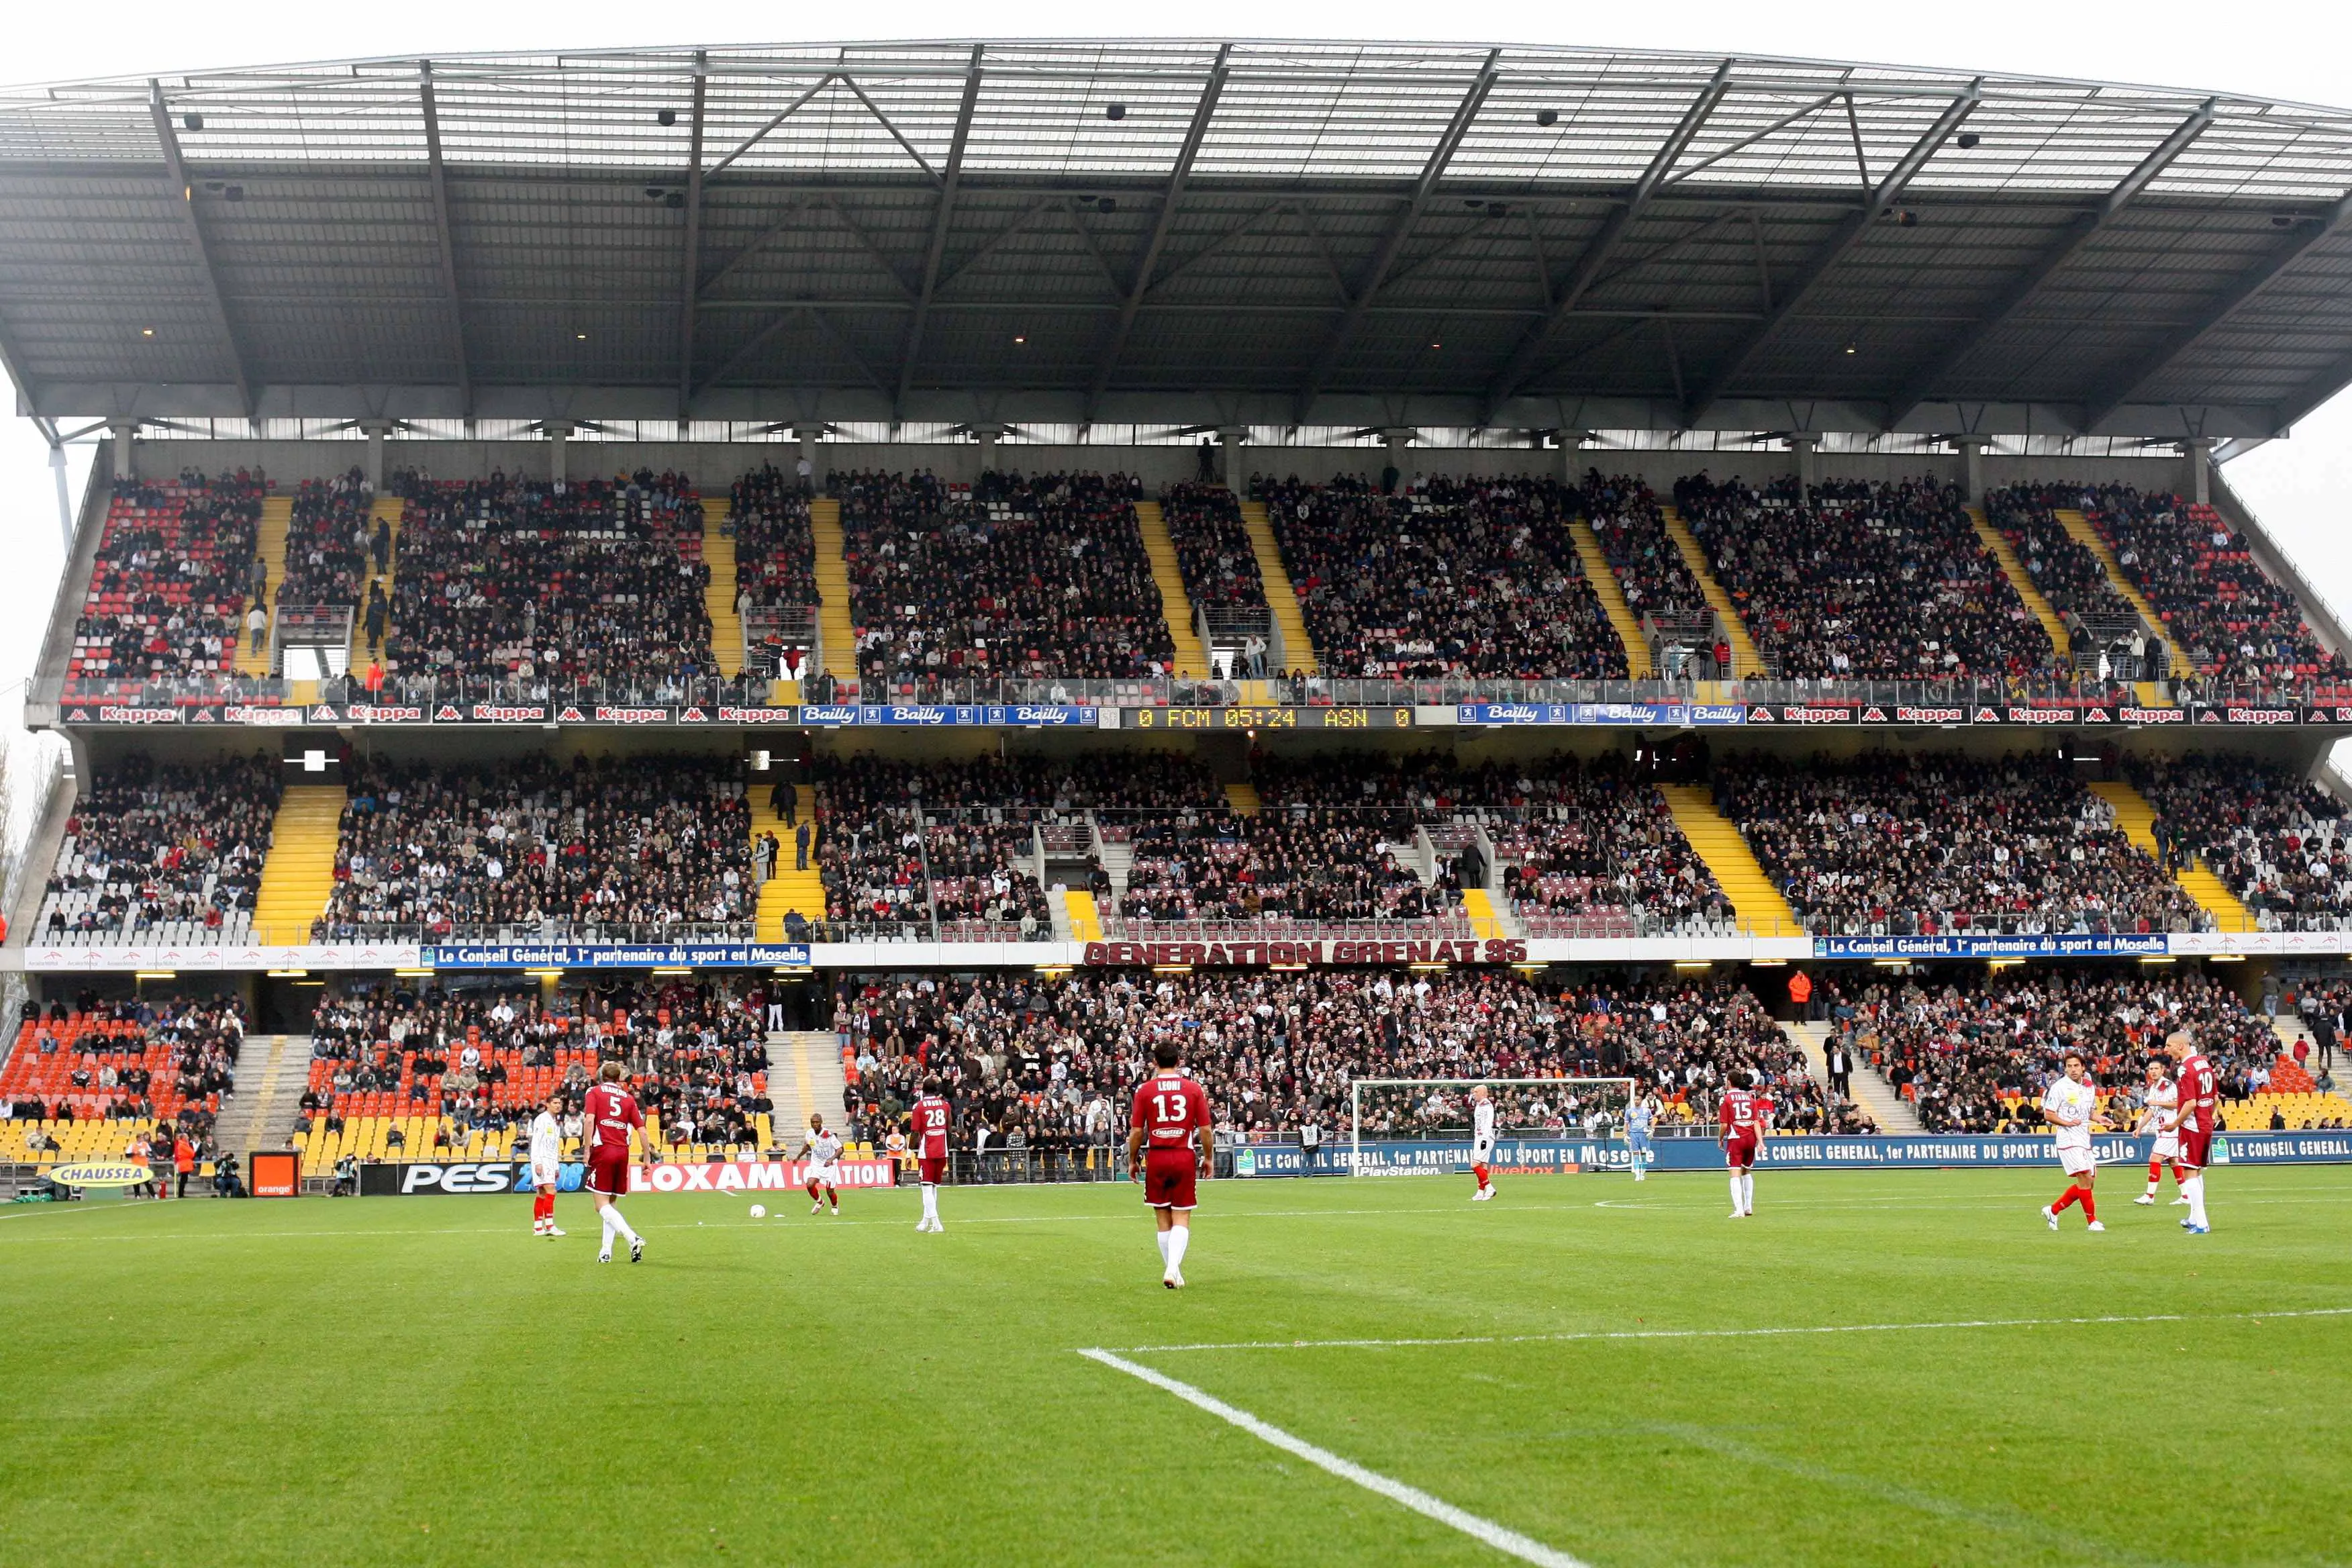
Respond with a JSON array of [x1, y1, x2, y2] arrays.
[[3, 1167, 2345, 1567]]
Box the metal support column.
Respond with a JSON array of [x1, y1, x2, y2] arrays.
[[546, 422, 572, 484], [1218, 426, 1248, 490], [1954, 435, 1988, 503], [2186, 438, 2213, 506], [1790, 434, 1821, 493]]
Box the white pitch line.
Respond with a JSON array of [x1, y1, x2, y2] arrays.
[[1078, 1347, 1591, 1568], [1118, 1304, 2352, 1355]]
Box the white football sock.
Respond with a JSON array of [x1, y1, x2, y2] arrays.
[[1730, 1174, 1743, 1210], [1167, 1226, 1189, 1271], [921, 1185, 938, 1222], [1156, 1230, 1171, 1266], [605, 1204, 639, 1245], [2188, 1174, 2208, 1227], [1741, 1173, 1755, 1212], [597, 1206, 616, 1253]]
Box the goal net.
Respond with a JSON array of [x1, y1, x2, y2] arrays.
[[1347, 1077, 1637, 1177]]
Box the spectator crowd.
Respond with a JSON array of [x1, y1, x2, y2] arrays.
[[38, 754, 280, 944]]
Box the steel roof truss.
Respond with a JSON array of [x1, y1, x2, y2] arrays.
[[146, 79, 252, 418], [893, 44, 985, 421]]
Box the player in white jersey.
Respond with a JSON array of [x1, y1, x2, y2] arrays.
[[1624, 1093, 1659, 1182], [2040, 1051, 2107, 1232], [2135, 1061, 2188, 1206], [1468, 1085, 1498, 1201], [797, 1113, 845, 1215], [528, 1092, 567, 1238]]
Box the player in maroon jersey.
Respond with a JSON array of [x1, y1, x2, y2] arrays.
[[1719, 1071, 1771, 1218], [2165, 1030, 2217, 1234], [1126, 1038, 1212, 1288], [581, 1061, 650, 1263], [910, 1077, 952, 1233]]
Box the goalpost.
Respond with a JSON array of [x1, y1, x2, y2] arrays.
[[1346, 1077, 1638, 1177]]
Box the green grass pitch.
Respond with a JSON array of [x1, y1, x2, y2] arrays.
[[3, 1167, 2347, 1567]]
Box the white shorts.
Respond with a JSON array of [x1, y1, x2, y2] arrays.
[[2149, 1134, 2179, 1161], [804, 1161, 840, 1187], [2056, 1145, 2096, 1177], [1471, 1138, 1496, 1165], [531, 1162, 558, 1191]]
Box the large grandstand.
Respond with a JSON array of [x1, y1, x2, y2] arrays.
[[4, 38, 2352, 1162], [5, 36, 2352, 1568]]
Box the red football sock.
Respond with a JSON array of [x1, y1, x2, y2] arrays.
[[2079, 1189, 2097, 1222], [2053, 1185, 2079, 1214], [533, 1190, 554, 1222], [2147, 1159, 2162, 1184], [1474, 1163, 1489, 1190]]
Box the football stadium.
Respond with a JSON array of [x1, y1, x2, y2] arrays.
[[3, 38, 2352, 1565]]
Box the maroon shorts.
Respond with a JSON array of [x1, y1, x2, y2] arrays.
[[2176, 1128, 2212, 1171], [1143, 1147, 1199, 1210], [1724, 1133, 1759, 1171], [585, 1153, 630, 1197], [919, 1155, 946, 1186]]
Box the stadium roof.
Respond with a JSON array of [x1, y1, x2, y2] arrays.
[[2, 39, 2351, 440]]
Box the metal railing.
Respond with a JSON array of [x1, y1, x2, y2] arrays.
[[32, 663, 2352, 719]]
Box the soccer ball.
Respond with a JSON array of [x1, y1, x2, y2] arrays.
[[748, 1204, 766, 1219]]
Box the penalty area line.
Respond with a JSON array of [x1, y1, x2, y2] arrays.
[[1117, 1304, 2352, 1355], [1077, 1347, 1591, 1568]]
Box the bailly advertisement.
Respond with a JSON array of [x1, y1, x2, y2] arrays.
[[366, 1157, 900, 1195], [1228, 1132, 2352, 1177]]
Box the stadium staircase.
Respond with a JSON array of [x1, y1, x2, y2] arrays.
[[810, 498, 857, 691], [754, 783, 824, 942], [702, 495, 742, 681], [1565, 520, 1654, 678], [1236, 497, 1321, 675], [1134, 500, 1209, 679], [252, 786, 347, 944], [1059, 889, 1103, 941], [767, 1031, 849, 1141], [1461, 888, 1508, 940], [1223, 781, 1261, 816], [1657, 784, 1800, 936], [1657, 507, 1765, 677], [1965, 505, 2069, 664], [234, 493, 296, 678], [344, 494, 404, 679], [1782, 1020, 1926, 1134], [212, 1033, 311, 1157], [2051, 509, 2193, 681], [2084, 779, 2256, 932]]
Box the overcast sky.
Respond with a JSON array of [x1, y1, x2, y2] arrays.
[[5, 0, 2351, 726]]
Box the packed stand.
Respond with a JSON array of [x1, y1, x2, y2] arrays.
[[36, 753, 279, 945], [279, 471, 378, 607], [2126, 754, 2352, 927], [834, 468, 1175, 689], [383, 468, 716, 695], [2080, 485, 2350, 692], [1116, 751, 1461, 930], [1675, 474, 2049, 681], [1250, 473, 1627, 680], [832, 969, 1859, 1153], [1714, 751, 2204, 935], [1832, 969, 2282, 1134], [1160, 483, 1267, 609], [66, 471, 265, 695], [1578, 471, 1714, 629], [1983, 484, 2141, 663], [313, 754, 754, 942], [298, 977, 773, 1171], [1, 994, 244, 1171], [1480, 754, 1729, 937]]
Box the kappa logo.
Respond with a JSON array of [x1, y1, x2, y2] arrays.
[[435, 704, 463, 722], [64, 707, 91, 722], [678, 706, 708, 723], [2120, 706, 2184, 725], [556, 705, 587, 722], [97, 705, 180, 724], [2226, 707, 2296, 726], [1747, 705, 1775, 723], [192, 707, 217, 722], [1973, 706, 2000, 724], [1861, 707, 1888, 722], [2198, 709, 2223, 724], [309, 704, 338, 722], [1894, 705, 1965, 724], [593, 705, 670, 724]]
